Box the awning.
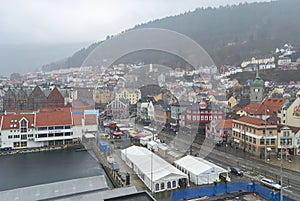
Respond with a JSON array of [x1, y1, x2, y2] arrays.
[[215, 134, 230, 137], [113, 132, 123, 136]]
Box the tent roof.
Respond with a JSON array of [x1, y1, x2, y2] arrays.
[[174, 155, 228, 175], [122, 146, 187, 182]]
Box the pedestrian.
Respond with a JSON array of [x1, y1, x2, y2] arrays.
[[213, 178, 217, 186]]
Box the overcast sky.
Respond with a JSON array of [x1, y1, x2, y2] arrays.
[[0, 0, 272, 45]]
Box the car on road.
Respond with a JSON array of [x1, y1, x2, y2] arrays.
[[260, 178, 281, 190], [230, 167, 243, 176]]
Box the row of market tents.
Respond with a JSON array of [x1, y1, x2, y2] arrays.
[[121, 146, 229, 193]]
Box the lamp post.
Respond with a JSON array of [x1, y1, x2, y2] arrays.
[[190, 129, 193, 155], [280, 141, 283, 201], [264, 106, 269, 162]]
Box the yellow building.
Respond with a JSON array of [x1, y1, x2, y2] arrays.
[[93, 88, 111, 104], [115, 88, 141, 105], [232, 116, 278, 157]]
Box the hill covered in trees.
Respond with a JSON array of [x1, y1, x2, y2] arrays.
[[42, 0, 300, 71]]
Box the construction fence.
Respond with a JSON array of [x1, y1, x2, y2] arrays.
[[172, 182, 294, 201]]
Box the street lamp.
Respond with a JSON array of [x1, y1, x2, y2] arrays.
[[264, 106, 269, 162], [280, 140, 284, 201]]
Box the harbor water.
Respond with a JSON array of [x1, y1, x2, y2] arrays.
[[0, 148, 110, 191]]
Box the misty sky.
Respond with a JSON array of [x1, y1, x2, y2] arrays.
[[1, 0, 272, 45]]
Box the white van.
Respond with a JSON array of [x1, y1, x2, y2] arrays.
[[140, 135, 153, 146], [147, 141, 158, 152]]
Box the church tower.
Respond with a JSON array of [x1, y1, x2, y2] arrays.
[[250, 68, 264, 103]]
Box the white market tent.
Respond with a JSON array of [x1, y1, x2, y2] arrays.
[[121, 146, 188, 193], [174, 155, 228, 185]]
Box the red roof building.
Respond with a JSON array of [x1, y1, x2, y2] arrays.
[[0, 107, 79, 150], [232, 116, 278, 157]]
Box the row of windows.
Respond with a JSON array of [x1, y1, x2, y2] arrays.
[[36, 132, 73, 138], [8, 134, 34, 139], [282, 131, 290, 137], [280, 139, 293, 145], [155, 181, 177, 191], [259, 139, 276, 145], [232, 131, 275, 145], [13, 141, 27, 147], [10, 129, 32, 133], [188, 110, 223, 114], [186, 115, 223, 121], [233, 125, 274, 135], [37, 126, 72, 131]]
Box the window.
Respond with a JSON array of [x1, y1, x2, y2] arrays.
[[161, 182, 165, 190], [269, 130, 273, 134], [13, 142, 20, 147], [260, 139, 265, 145], [172, 181, 176, 188], [20, 119, 28, 133], [14, 135, 20, 138], [38, 127, 47, 131], [55, 133, 63, 137], [253, 138, 256, 144], [55, 126, 64, 130], [167, 181, 171, 189], [271, 139, 275, 145], [65, 132, 73, 136], [28, 134, 33, 138], [155, 183, 159, 191], [21, 142, 27, 147], [21, 135, 27, 140], [8, 135, 12, 139], [38, 134, 47, 138]]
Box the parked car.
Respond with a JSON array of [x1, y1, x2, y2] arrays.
[[260, 178, 281, 190], [230, 167, 243, 176]]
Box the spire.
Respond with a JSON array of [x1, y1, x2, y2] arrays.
[[255, 67, 260, 80]]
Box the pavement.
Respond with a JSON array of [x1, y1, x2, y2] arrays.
[[214, 144, 300, 173]]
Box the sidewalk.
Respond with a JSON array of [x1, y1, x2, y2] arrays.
[[215, 145, 300, 173]]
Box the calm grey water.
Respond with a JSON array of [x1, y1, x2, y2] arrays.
[[0, 149, 109, 191]]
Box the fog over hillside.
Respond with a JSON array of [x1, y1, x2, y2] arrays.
[[0, 42, 90, 76]]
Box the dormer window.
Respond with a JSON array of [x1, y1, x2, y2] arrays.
[[20, 119, 28, 133]]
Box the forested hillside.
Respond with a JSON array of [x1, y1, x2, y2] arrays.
[[42, 0, 300, 71]]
